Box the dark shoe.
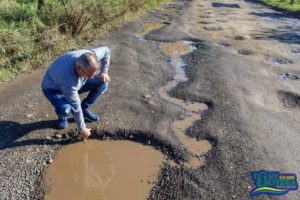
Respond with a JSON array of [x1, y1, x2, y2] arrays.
[[57, 116, 68, 129], [82, 109, 100, 122]]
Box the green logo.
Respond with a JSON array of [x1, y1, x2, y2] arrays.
[[250, 170, 298, 197]]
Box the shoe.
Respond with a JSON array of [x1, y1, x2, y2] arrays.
[[82, 109, 100, 122], [57, 116, 68, 129]]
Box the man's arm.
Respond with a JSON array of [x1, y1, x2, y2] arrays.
[[59, 85, 86, 132], [91, 46, 111, 73]]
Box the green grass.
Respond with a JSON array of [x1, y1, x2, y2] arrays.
[[0, 0, 170, 82], [262, 0, 300, 12]]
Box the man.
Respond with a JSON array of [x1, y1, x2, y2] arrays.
[[41, 47, 111, 139]]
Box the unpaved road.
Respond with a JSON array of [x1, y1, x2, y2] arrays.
[[0, 0, 300, 199]]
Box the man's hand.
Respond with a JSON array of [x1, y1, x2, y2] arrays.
[[99, 73, 111, 82], [79, 128, 92, 141]]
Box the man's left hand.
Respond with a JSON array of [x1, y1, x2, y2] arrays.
[[99, 73, 111, 82]]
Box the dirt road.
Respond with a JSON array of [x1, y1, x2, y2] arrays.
[[0, 0, 299, 199]]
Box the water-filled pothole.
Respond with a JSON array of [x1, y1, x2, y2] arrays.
[[204, 26, 223, 31], [278, 90, 300, 108], [277, 72, 299, 80], [198, 21, 214, 24], [200, 15, 212, 18], [46, 140, 165, 200], [291, 48, 300, 53], [267, 57, 293, 65], [159, 41, 212, 168], [238, 49, 255, 55], [234, 36, 247, 40], [135, 22, 165, 40], [218, 42, 231, 48]]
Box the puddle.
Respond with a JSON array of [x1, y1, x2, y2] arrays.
[[291, 48, 300, 53], [218, 42, 231, 47], [268, 57, 293, 65], [46, 140, 164, 200], [135, 22, 165, 40], [204, 26, 223, 31], [277, 73, 299, 80], [234, 36, 245, 40], [161, 7, 178, 16], [198, 21, 214, 24], [159, 41, 212, 168], [278, 90, 300, 108], [238, 49, 255, 55], [212, 2, 240, 8], [200, 15, 212, 18]]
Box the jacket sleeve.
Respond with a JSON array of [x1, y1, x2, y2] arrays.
[[91, 47, 111, 73], [60, 84, 86, 132]]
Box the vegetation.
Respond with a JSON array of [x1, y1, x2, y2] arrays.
[[0, 0, 169, 82], [262, 0, 300, 12]]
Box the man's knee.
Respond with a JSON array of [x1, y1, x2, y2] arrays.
[[99, 82, 109, 94], [56, 104, 72, 117]]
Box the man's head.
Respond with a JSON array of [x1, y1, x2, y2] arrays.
[[75, 53, 100, 78]]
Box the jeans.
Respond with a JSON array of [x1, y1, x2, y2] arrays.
[[43, 77, 108, 117]]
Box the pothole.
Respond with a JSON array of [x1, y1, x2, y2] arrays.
[[267, 57, 293, 65], [161, 7, 178, 16], [238, 49, 255, 55], [291, 48, 300, 53], [135, 22, 165, 40], [212, 2, 240, 8], [200, 15, 212, 18], [46, 140, 165, 200], [277, 72, 299, 80], [278, 90, 300, 108], [234, 36, 248, 40], [159, 41, 212, 168], [218, 42, 231, 47], [203, 26, 223, 31], [216, 19, 227, 22], [198, 21, 213, 24]]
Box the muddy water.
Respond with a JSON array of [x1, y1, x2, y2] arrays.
[[159, 41, 212, 168], [135, 22, 164, 39], [46, 141, 164, 200]]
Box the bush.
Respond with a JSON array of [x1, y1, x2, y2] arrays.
[[0, 2, 36, 23], [40, 0, 110, 36]]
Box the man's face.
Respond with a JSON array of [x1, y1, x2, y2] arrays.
[[77, 63, 99, 79]]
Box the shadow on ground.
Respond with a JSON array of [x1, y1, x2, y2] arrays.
[[212, 2, 240, 8], [0, 120, 186, 163], [252, 26, 300, 44]]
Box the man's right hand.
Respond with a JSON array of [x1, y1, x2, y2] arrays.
[[79, 128, 92, 140]]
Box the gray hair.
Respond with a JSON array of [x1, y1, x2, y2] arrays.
[[76, 53, 99, 70]]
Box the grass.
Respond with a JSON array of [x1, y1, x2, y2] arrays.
[[262, 0, 300, 12], [0, 0, 171, 82]]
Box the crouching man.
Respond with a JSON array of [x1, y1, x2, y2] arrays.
[[41, 47, 111, 139]]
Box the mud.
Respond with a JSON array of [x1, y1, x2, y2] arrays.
[[238, 49, 255, 55], [277, 72, 299, 80], [158, 41, 212, 168], [203, 26, 224, 31], [2, 0, 300, 199], [278, 90, 300, 108], [135, 22, 165, 39], [46, 140, 164, 200], [267, 57, 293, 65]]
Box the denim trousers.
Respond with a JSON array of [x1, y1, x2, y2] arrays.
[[43, 77, 108, 117]]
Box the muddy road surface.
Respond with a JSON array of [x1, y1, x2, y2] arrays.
[[0, 0, 300, 199]]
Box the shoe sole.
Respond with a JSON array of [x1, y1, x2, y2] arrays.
[[84, 117, 100, 122]]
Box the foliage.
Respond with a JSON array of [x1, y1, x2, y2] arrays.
[[0, 0, 170, 82], [262, 0, 300, 12]]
